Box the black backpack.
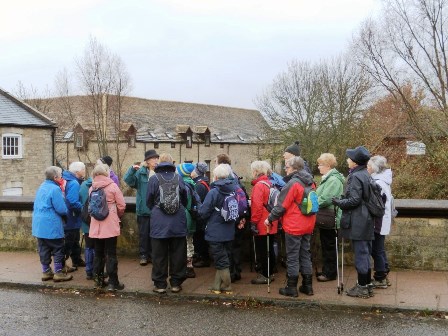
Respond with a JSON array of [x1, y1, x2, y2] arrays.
[[364, 178, 386, 218], [156, 173, 181, 215]]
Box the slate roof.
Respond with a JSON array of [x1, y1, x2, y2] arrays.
[[40, 96, 270, 144], [0, 88, 55, 128]]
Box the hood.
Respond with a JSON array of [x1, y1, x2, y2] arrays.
[[92, 175, 114, 189], [62, 170, 81, 183], [83, 177, 93, 188], [285, 169, 314, 186], [323, 168, 345, 184], [211, 178, 236, 195], [154, 162, 176, 173], [372, 168, 392, 185]]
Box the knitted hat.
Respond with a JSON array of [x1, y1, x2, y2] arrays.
[[144, 149, 159, 161], [194, 162, 208, 176], [346, 146, 371, 165], [284, 141, 301, 156], [177, 163, 195, 177], [100, 156, 113, 167]]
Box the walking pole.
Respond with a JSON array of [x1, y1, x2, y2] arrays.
[[334, 206, 341, 294], [341, 237, 344, 293], [267, 225, 270, 294], [252, 236, 258, 272]]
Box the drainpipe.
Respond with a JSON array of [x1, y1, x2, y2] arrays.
[[197, 142, 200, 162], [51, 128, 56, 165], [179, 143, 183, 163]]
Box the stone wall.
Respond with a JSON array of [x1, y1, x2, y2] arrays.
[[1, 198, 448, 271], [1, 127, 53, 196]]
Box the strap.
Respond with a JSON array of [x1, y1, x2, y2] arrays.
[[199, 179, 210, 191], [257, 180, 271, 209]]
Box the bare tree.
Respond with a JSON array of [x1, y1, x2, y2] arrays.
[[353, 0, 448, 146], [256, 57, 371, 166]]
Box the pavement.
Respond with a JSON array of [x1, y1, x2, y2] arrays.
[[1, 251, 447, 312]]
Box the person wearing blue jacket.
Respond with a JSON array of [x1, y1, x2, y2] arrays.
[[79, 176, 94, 279], [124, 149, 159, 266], [198, 164, 237, 295], [32, 166, 72, 282], [146, 153, 188, 294], [62, 161, 86, 270]]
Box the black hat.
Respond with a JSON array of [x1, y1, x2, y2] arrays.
[[285, 141, 301, 156], [346, 146, 371, 165], [144, 149, 159, 161], [100, 156, 113, 167]]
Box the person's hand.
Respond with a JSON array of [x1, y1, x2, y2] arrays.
[[264, 218, 271, 227], [132, 164, 140, 170], [250, 223, 259, 235], [237, 218, 246, 230], [331, 197, 341, 206]]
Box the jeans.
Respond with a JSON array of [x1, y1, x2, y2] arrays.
[[372, 233, 388, 279], [285, 233, 312, 277]]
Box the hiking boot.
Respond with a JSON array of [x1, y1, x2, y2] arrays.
[[317, 274, 336, 282], [367, 283, 375, 297], [41, 269, 54, 281], [299, 274, 314, 296], [139, 258, 148, 266], [153, 287, 167, 294], [53, 272, 73, 282], [73, 259, 86, 268], [186, 267, 196, 278], [346, 283, 370, 298], [171, 285, 182, 293], [62, 265, 77, 273], [94, 275, 108, 289], [251, 274, 274, 285], [107, 283, 125, 292], [372, 278, 388, 289], [279, 276, 298, 298], [386, 277, 391, 287]]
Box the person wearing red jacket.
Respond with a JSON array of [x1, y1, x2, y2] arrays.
[[249, 161, 278, 285], [265, 156, 316, 297]]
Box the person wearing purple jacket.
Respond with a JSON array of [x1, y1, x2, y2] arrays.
[[99, 156, 120, 186]]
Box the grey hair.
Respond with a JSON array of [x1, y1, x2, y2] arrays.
[[250, 160, 270, 176], [68, 161, 85, 174], [45, 166, 62, 180], [213, 163, 232, 180], [92, 163, 110, 178], [368, 155, 388, 174], [286, 156, 305, 171]]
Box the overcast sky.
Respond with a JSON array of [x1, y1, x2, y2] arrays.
[[0, 0, 380, 109]]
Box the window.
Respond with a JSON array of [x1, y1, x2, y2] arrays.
[[2, 133, 22, 159], [128, 135, 136, 148], [171, 142, 176, 148], [154, 142, 159, 149], [205, 134, 210, 147], [75, 133, 84, 148], [186, 134, 192, 148]]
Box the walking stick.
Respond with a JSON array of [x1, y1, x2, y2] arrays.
[[341, 237, 344, 293], [334, 205, 341, 294], [267, 225, 270, 294], [252, 236, 258, 272]]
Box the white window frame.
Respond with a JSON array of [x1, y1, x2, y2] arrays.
[[2, 133, 23, 159], [75, 133, 84, 148]]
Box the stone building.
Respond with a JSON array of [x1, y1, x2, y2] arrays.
[[0, 88, 56, 196], [42, 96, 279, 185]]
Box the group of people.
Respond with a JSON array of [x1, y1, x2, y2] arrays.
[[32, 141, 395, 299]]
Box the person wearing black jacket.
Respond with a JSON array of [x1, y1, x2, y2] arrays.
[[332, 146, 374, 299]]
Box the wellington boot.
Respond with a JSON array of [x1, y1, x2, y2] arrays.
[[298, 274, 314, 296], [209, 270, 222, 294], [279, 275, 298, 297], [219, 268, 233, 294]]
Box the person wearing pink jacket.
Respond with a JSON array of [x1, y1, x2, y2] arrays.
[[89, 163, 126, 291]]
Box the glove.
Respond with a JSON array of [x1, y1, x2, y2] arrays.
[[250, 223, 259, 235], [331, 197, 341, 206]]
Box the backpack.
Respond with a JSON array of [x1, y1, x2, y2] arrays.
[[185, 182, 202, 219], [234, 185, 249, 217], [198, 179, 210, 192], [258, 180, 280, 212], [293, 179, 319, 216], [81, 200, 91, 225], [364, 178, 386, 218], [156, 173, 181, 215], [215, 192, 240, 222], [88, 187, 109, 221]]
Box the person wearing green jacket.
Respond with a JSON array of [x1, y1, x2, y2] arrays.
[[79, 176, 94, 279], [124, 150, 159, 266], [315, 153, 345, 282]]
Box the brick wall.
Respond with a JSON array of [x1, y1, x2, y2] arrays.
[[1, 127, 53, 196]]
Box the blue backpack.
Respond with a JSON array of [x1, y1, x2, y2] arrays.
[[88, 187, 109, 221], [293, 179, 319, 216], [215, 192, 239, 222]]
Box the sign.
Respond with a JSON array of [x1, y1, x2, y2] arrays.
[[406, 141, 426, 155]]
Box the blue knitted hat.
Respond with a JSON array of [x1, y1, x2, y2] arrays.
[[177, 163, 195, 177]]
